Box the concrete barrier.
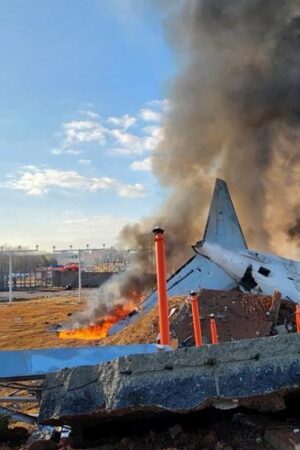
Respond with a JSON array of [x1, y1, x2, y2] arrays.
[[39, 333, 300, 425]]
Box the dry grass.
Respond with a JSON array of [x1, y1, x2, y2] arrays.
[[104, 297, 184, 345], [0, 295, 88, 350], [0, 293, 186, 351]]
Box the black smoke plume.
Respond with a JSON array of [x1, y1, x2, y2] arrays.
[[77, 0, 300, 326]]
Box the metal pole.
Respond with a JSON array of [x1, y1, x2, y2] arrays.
[[53, 247, 102, 298], [209, 314, 219, 344], [152, 227, 170, 346], [296, 305, 300, 333], [8, 252, 12, 304], [78, 249, 82, 303], [0, 248, 38, 303], [190, 291, 203, 347]]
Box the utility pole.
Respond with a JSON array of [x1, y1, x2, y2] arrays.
[[0, 246, 39, 304], [52, 245, 102, 303]]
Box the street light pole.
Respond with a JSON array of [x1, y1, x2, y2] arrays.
[[53, 245, 102, 303], [0, 246, 39, 304], [8, 252, 12, 304], [78, 249, 82, 304]]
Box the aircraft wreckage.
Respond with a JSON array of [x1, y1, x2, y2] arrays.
[[35, 180, 300, 433], [111, 178, 300, 335], [1, 178, 300, 437]]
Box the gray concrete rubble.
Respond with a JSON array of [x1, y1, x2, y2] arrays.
[[39, 333, 300, 426]]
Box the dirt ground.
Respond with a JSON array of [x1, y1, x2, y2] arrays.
[[0, 289, 162, 350], [0, 288, 294, 350], [0, 292, 88, 350], [0, 292, 89, 448]]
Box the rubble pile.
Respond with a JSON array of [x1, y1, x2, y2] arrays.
[[4, 407, 300, 449], [105, 289, 295, 347], [172, 289, 283, 345], [50, 410, 274, 449]]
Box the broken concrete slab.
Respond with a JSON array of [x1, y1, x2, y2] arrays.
[[39, 333, 300, 426]]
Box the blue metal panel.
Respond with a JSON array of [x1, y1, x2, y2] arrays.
[[0, 344, 170, 380], [142, 254, 236, 312], [110, 255, 236, 335]]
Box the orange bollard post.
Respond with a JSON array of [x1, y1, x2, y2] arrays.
[[296, 305, 300, 333], [209, 314, 219, 344], [153, 227, 170, 346], [190, 291, 203, 347]]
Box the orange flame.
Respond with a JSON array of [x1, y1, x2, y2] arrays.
[[58, 298, 140, 341]]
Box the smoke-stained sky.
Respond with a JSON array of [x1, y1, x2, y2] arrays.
[[67, 0, 300, 326], [118, 0, 300, 303], [2, 0, 299, 260], [124, 0, 300, 263]]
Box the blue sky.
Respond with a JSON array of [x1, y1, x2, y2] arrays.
[[0, 0, 177, 250]]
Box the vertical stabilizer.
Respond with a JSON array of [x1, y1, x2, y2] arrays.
[[202, 179, 247, 249]]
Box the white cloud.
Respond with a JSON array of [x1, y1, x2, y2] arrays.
[[23, 164, 38, 170], [130, 157, 152, 171], [142, 125, 161, 136], [51, 148, 62, 155], [6, 166, 147, 199], [6, 167, 86, 195], [107, 114, 136, 129], [147, 98, 171, 112], [53, 98, 168, 156], [139, 108, 162, 122], [63, 120, 106, 145], [65, 149, 82, 155], [52, 148, 82, 155], [78, 159, 91, 165], [79, 110, 100, 120], [108, 129, 145, 155], [117, 183, 146, 198], [142, 126, 164, 151], [107, 126, 163, 156], [89, 177, 119, 191]]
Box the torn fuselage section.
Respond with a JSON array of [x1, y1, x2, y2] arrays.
[[196, 242, 300, 301], [240, 265, 258, 292], [239, 264, 271, 293]]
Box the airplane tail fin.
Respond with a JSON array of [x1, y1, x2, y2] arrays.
[[199, 179, 248, 250]]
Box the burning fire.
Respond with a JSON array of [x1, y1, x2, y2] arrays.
[[58, 299, 139, 341]]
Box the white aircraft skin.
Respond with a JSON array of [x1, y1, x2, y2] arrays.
[[197, 242, 300, 301], [193, 179, 300, 302]]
